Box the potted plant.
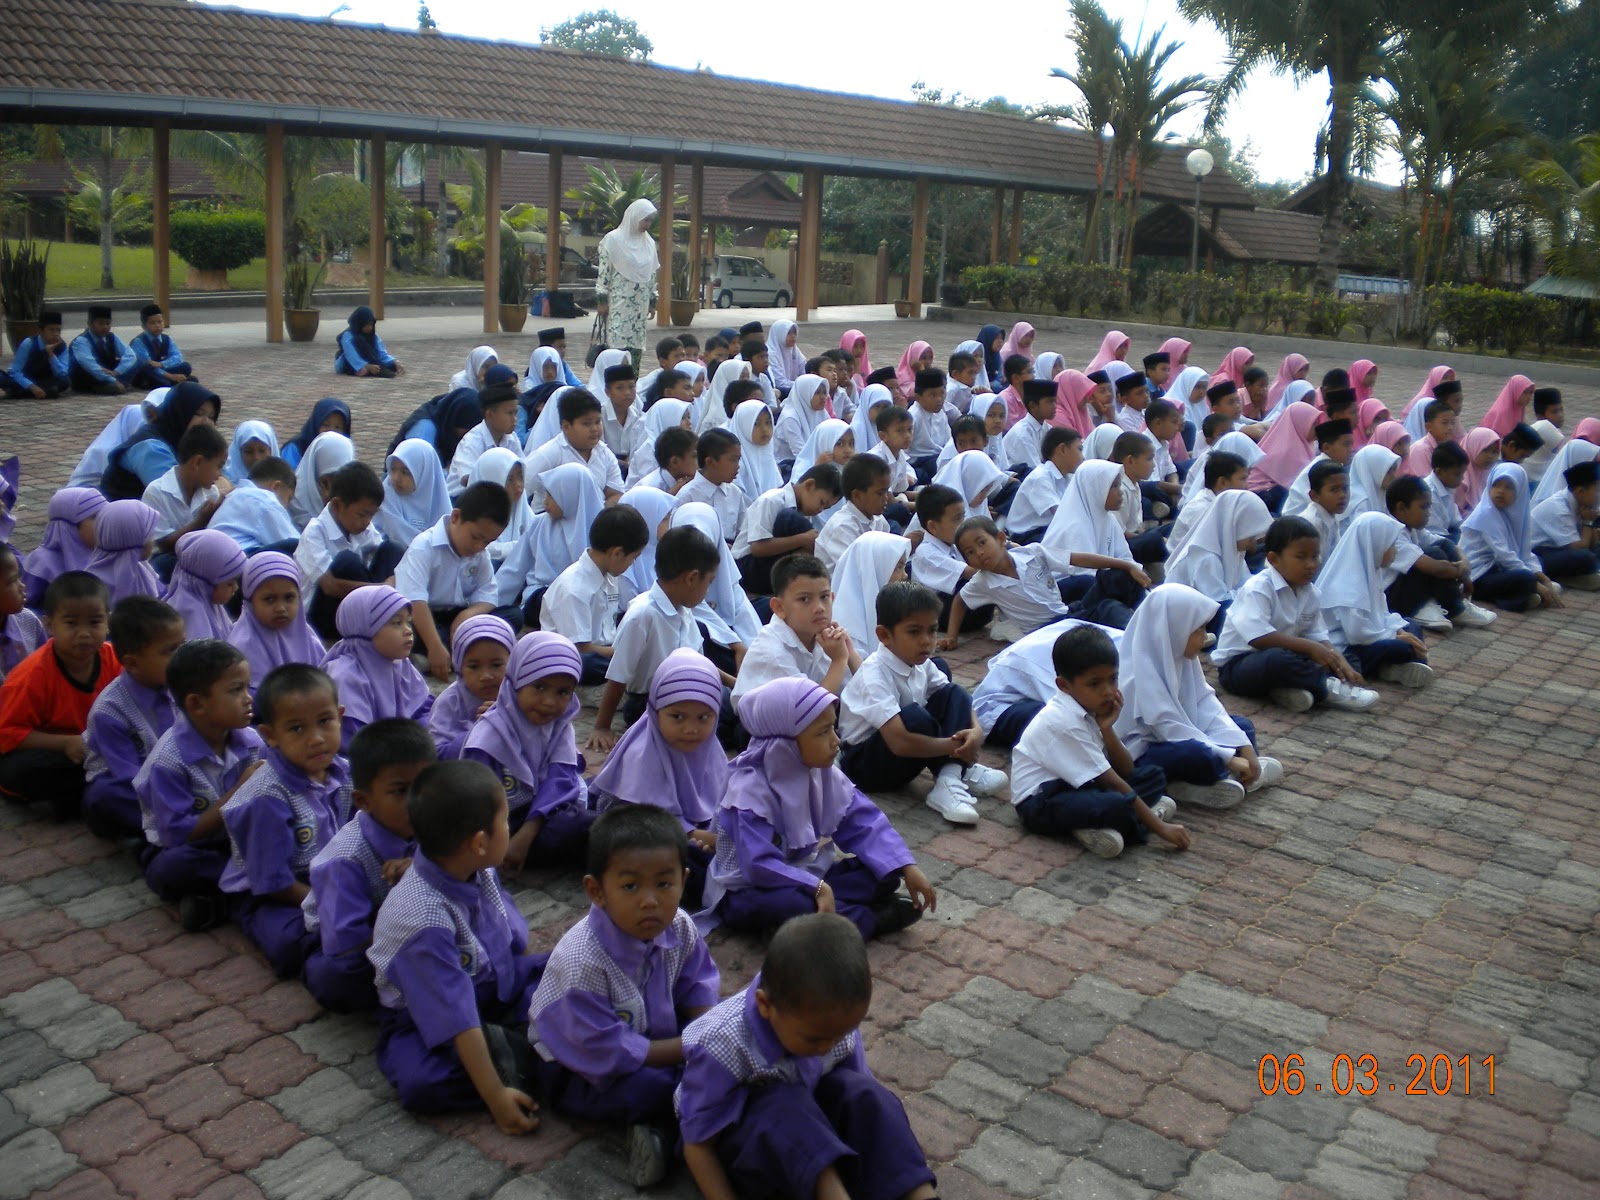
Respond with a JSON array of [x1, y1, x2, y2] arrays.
[[283, 258, 326, 343], [169, 209, 265, 291], [499, 237, 528, 333], [0, 239, 50, 353], [669, 248, 697, 327]]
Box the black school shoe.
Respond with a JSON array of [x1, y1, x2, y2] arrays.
[[483, 1022, 538, 1096], [872, 897, 924, 937]]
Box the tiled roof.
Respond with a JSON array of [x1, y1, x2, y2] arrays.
[[1280, 176, 1406, 222], [0, 0, 1255, 209], [7, 157, 222, 196], [1133, 202, 1324, 266]]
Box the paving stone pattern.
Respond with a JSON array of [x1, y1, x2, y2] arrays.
[[2, 314, 1598, 1198]]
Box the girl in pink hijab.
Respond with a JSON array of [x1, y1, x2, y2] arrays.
[[840, 329, 871, 388], [1158, 337, 1192, 368], [1267, 353, 1310, 412], [1050, 369, 1099, 437], [1400, 364, 1456, 437], [1086, 330, 1130, 374], [1210, 347, 1256, 410], [1349, 359, 1379, 403], [1370, 421, 1411, 463], [1353, 398, 1392, 450], [999, 321, 1036, 364], [1455, 428, 1504, 515], [894, 340, 933, 396], [1247, 404, 1320, 507], [1477, 374, 1536, 438]]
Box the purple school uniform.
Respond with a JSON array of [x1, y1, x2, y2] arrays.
[[228, 553, 326, 691], [528, 905, 720, 1122], [676, 978, 933, 1200], [368, 854, 544, 1113], [321, 585, 433, 744], [220, 747, 352, 976], [133, 714, 261, 901], [301, 810, 413, 1012], [162, 530, 246, 641], [426, 611, 517, 760], [82, 673, 176, 839], [0, 609, 46, 681]]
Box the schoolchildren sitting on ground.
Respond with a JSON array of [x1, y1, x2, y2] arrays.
[[1165, 490, 1273, 616], [70, 304, 138, 394], [908, 368, 953, 483], [700, 678, 936, 939], [1460, 463, 1563, 612], [1008, 624, 1188, 859], [676, 913, 938, 1200], [85, 499, 162, 606], [1525, 387, 1566, 484], [219, 663, 351, 977], [528, 804, 721, 1186], [907, 486, 982, 627], [162, 529, 246, 641], [463, 632, 593, 870], [674, 428, 747, 538], [99, 380, 220, 501], [293, 435, 362, 532], [1110, 433, 1169, 564], [1142, 399, 1185, 505], [1531, 461, 1600, 587], [322, 585, 433, 744], [446, 366, 523, 493], [732, 463, 839, 598], [302, 718, 435, 1012], [210, 457, 300, 556], [1404, 401, 1464, 482], [133, 638, 260, 929], [281, 398, 353, 470], [669, 504, 760, 679], [994, 354, 1034, 430], [637, 336, 688, 402], [1170, 450, 1248, 558], [130, 303, 196, 389], [495, 462, 605, 629], [1455, 428, 1504, 516], [1422, 442, 1469, 543], [454, 346, 499, 392], [838, 581, 1005, 826], [229, 552, 326, 690], [0, 546, 45, 686], [22, 487, 105, 608], [865, 404, 918, 520], [2, 309, 69, 399], [367, 759, 544, 1126], [1211, 516, 1379, 713], [295, 461, 404, 644], [518, 349, 561, 441], [1281, 418, 1354, 517], [525, 388, 625, 505], [80, 595, 180, 838], [1318, 512, 1435, 688], [1007, 426, 1082, 543], [733, 552, 861, 706], [335, 305, 404, 377], [1113, 370, 1151, 435], [830, 531, 911, 651], [816, 455, 893, 571], [142, 422, 227, 560], [1300, 459, 1348, 558], [1382, 475, 1481, 632], [428, 614, 514, 759], [539, 505, 648, 684], [1039, 458, 1154, 625], [1247, 404, 1320, 514], [394, 481, 510, 680], [469, 448, 529, 567], [599, 362, 640, 466]]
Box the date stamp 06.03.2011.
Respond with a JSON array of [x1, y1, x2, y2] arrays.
[[1258, 1053, 1495, 1098]]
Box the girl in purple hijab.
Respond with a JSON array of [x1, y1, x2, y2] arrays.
[[698, 678, 936, 940], [463, 631, 593, 871], [321, 585, 432, 744], [23, 487, 106, 607], [85, 499, 162, 605], [590, 648, 728, 905], [427, 612, 515, 759], [162, 530, 246, 641], [228, 552, 326, 689]]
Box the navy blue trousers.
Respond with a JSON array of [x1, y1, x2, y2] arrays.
[[1015, 762, 1166, 844], [1135, 716, 1255, 784], [1473, 566, 1538, 611], [309, 541, 408, 643], [1217, 649, 1327, 700], [839, 681, 973, 791]]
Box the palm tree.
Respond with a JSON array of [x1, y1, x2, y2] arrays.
[[1525, 133, 1600, 287], [1050, 0, 1122, 261], [565, 163, 684, 231]]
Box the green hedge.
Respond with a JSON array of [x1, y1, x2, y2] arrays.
[[1429, 285, 1561, 357], [169, 210, 267, 272]]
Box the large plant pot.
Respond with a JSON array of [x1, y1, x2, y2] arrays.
[[4, 319, 40, 354], [184, 267, 231, 291], [499, 304, 528, 334], [285, 309, 321, 343], [893, 300, 913, 318], [669, 299, 698, 327]]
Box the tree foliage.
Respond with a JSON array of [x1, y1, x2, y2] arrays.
[[540, 10, 652, 60]]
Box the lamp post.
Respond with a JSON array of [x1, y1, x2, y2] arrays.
[[1185, 147, 1214, 325]]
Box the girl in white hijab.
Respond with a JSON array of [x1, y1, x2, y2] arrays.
[[1033, 352, 1065, 382], [624, 398, 694, 487], [1081, 423, 1122, 462], [765, 319, 807, 395], [1341, 445, 1400, 528], [1038, 459, 1150, 626], [732, 399, 783, 501], [703, 358, 750, 433], [933, 450, 1009, 519], [1180, 430, 1263, 508], [1168, 366, 1212, 431], [670, 502, 762, 650], [376, 438, 450, 547], [789, 418, 853, 480], [850, 384, 893, 454], [774, 374, 830, 464], [587, 346, 628, 392], [1264, 378, 1317, 424], [1165, 490, 1272, 609], [523, 384, 574, 454], [938, 394, 1011, 471], [1318, 511, 1433, 684], [291, 431, 355, 528], [451, 345, 498, 392], [830, 531, 911, 649]]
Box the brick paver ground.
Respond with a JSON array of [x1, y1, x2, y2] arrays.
[[2, 308, 1598, 1199]]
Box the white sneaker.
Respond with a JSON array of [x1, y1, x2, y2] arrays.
[[1525, 592, 1544, 610], [1152, 501, 1172, 519], [1564, 572, 1600, 592], [1167, 778, 1246, 810], [1323, 678, 1380, 711], [1201, 633, 1217, 650], [1413, 600, 1452, 632], [1550, 580, 1564, 597], [1073, 827, 1125, 858], [926, 774, 980, 825], [1150, 796, 1178, 822], [1378, 661, 1435, 689], [1452, 601, 1497, 627], [1269, 687, 1315, 713], [963, 763, 1008, 797], [989, 617, 1027, 643], [1247, 756, 1284, 792]]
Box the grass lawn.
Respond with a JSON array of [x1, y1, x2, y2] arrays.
[[39, 241, 469, 297]]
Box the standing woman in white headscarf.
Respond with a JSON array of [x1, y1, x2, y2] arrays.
[[597, 198, 659, 360]]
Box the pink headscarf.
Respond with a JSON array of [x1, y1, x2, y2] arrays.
[[1352, 398, 1392, 450], [1370, 422, 1410, 457], [999, 322, 1036, 364], [1349, 359, 1379, 403], [840, 329, 871, 387], [1051, 369, 1098, 437], [1455, 427, 1504, 514], [1402, 365, 1456, 418], [1267, 353, 1310, 411], [1086, 330, 1130, 374], [1477, 374, 1535, 438], [1158, 337, 1192, 368], [895, 340, 932, 396], [1574, 417, 1600, 446], [1248, 403, 1321, 491], [1211, 347, 1257, 415]]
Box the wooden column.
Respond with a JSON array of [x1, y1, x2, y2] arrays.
[[990, 187, 1004, 264], [368, 133, 386, 319], [802, 168, 824, 318], [264, 124, 285, 344], [656, 155, 675, 327], [908, 177, 929, 319], [874, 239, 889, 303], [152, 120, 170, 323], [545, 148, 563, 293], [482, 141, 501, 335], [793, 168, 817, 320], [1008, 187, 1024, 264], [688, 159, 704, 316]]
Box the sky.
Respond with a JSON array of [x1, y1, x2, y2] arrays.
[[201, 0, 1401, 187]]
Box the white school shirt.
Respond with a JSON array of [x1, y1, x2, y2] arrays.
[[1423, 474, 1462, 541], [675, 474, 748, 542], [602, 400, 640, 460], [1116, 473, 1143, 537], [1166, 488, 1214, 557], [1114, 405, 1147, 435], [446, 422, 521, 494], [1304, 502, 1342, 561], [837, 646, 949, 748], [970, 617, 1117, 734], [866, 441, 917, 494], [731, 618, 842, 704], [958, 545, 1069, 630], [1007, 462, 1069, 536], [1002, 414, 1045, 472], [909, 532, 967, 596], [909, 404, 951, 459], [1531, 492, 1584, 551], [627, 466, 680, 496], [1010, 690, 1111, 803], [604, 584, 702, 694], [816, 502, 890, 572], [732, 484, 797, 559], [1146, 431, 1176, 481], [541, 553, 634, 647], [141, 468, 220, 544], [393, 516, 497, 608], [1212, 565, 1330, 667], [523, 436, 624, 507], [294, 506, 385, 601], [1525, 419, 1564, 485], [946, 380, 975, 415]]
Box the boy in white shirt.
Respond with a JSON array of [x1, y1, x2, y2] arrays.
[[838, 581, 1004, 826], [1525, 388, 1565, 485], [1169, 450, 1247, 559], [1141, 400, 1184, 513], [866, 406, 918, 512], [1113, 372, 1150, 434], [1010, 624, 1187, 859], [1301, 460, 1347, 560], [816, 456, 892, 571], [143, 423, 227, 559], [731, 552, 860, 703], [908, 368, 952, 485], [908, 486, 983, 627], [295, 462, 404, 642], [394, 482, 510, 680], [600, 363, 640, 465], [446, 372, 522, 494], [1385, 473, 1485, 632], [1531, 460, 1600, 587], [674, 428, 747, 541], [733, 464, 841, 596], [523, 389, 625, 507], [943, 516, 1075, 645], [945, 349, 981, 415], [1006, 427, 1081, 544], [1000, 380, 1057, 473], [541, 505, 649, 684], [627, 427, 698, 496]]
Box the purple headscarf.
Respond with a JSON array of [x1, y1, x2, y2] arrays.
[[725, 678, 849, 852], [463, 631, 582, 790], [24, 488, 106, 588], [428, 613, 517, 751], [0, 457, 17, 544], [228, 552, 326, 688], [84, 499, 161, 605], [591, 648, 727, 828], [162, 530, 246, 641], [321, 585, 431, 726]]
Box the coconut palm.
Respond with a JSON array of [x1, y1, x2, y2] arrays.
[[1050, 0, 1122, 260]]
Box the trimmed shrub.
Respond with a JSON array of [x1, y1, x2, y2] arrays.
[[169, 210, 267, 272]]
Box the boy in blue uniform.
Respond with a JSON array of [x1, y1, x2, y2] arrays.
[[69, 304, 138, 394], [2, 310, 70, 399], [130, 303, 197, 389]]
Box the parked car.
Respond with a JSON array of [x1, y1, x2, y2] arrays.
[[710, 254, 792, 309]]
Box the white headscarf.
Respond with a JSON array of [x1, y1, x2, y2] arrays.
[[1034, 352, 1065, 382], [451, 345, 498, 392], [224, 420, 279, 485], [790, 418, 851, 480], [702, 358, 750, 433], [1318, 512, 1414, 646], [468, 446, 529, 561], [70, 398, 160, 487], [765, 319, 807, 390], [1461, 462, 1538, 574], [850, 384, 893, 454], [938, 393, 1008, 470], [933, 450, 1008, 518], [291, 431, 355, 528], [830, 531, 911, 649], [587, 346, 628, 392], [625, 398, 693, 485], [524, 462, 604, 590], [1265, 378, 1317, 424], [600, 198, 659, 286], [1042, 459, 1130, 573], [521, 345, 562, 393], [775, 374, 830, 459], [1341, 444, 1400, 527], [670, 502, 762, 645], [733, 399, 782, 499], [1169, 366, 1211, 428], [376, 437, 451, 547], [1165, 489, 1272, 602], [1181, 430, 1264, 507], [618, 486, 677, 594], [954, 339, 988, 394], [1083, 423, 1122, 462], [1531, 438, 1600, 508]]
